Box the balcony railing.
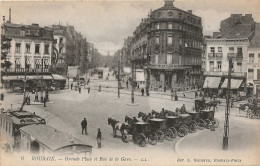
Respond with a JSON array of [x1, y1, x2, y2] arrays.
[[227, 53, 243, 60], [204, 71, 246, 77], [149, 63, 186, 69], [208, 53, 223, 60], [5, 68, 50, 73]]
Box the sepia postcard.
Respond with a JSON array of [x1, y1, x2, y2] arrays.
[[0, 0, 260, 165]]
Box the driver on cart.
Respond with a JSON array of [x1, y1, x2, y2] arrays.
[[180, 104, 187, 114], [133, 117, 139, 123]]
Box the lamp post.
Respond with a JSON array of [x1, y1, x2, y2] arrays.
[[23, 55, 27, 104], [223, 57, 233, 150], [207, 80, 209, 97]]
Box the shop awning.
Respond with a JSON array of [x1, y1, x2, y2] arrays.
[[203, 77, 221, 88], [2, 75, 52, 80], [51, 74, 66, 80], [221, 79, 243, 89]]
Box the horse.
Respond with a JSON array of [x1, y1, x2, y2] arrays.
[[108, 117, 126, 138], [206, 100, 221, 110], [138, 112, 153, 122]]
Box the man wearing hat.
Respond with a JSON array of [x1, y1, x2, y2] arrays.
[[81, 118, 88, 135], [97, 128, 102, 148]]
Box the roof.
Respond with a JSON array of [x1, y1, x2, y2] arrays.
[[249, 23, 260, 48], [149, 118, 166, 122], [20, 124, 92, 151], [135, 122, 149, 125], [179, 114, 190, 118], [51, 74, 66, 80], [166, 116, 179, 119]]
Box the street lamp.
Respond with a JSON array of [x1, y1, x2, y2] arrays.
[[207, 80, 209, 97], [222, 56, 233, 150]]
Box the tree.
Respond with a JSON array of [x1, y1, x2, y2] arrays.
[[1, 36, 12, 71]]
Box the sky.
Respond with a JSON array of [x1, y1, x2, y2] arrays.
[[1, 0, 260, 55]]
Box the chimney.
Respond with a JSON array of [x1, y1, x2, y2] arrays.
[[3, 16, 5, 23], [9, 8, 11, 23], [164, 0, 174, 7]]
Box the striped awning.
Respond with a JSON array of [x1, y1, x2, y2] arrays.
[[51, 74, 66, 80], [2, 75, 52, 80], [221, 79, 243, 89], [203, 77, 221, 89]]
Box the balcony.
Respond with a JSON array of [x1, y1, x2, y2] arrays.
[[4, 68, 50, 73], [227, 53, 243, 60], [208, 53, 223, 60], [204, 71, 246, 77], [148, 64, 188, 70]]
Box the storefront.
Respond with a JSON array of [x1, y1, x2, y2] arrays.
[[203, 77, 222, 97]]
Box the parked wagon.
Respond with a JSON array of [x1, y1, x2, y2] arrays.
[[178, 114, 196, 133], [195, 99, 206, 112], [185, 111, 207, 130], [200, 109, 219, 128], [166, 116, 186, 137], [123, 122, 158, 147], [149, 118, 174, 142]]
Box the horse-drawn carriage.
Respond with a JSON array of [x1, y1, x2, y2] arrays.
[[199, 109, 219, 128], [123, 122, 158, 147], [165, 116, 186, 137], [185, 111, 206, 130], [195, 99, 206, 112], [178, 114, 196, 133]]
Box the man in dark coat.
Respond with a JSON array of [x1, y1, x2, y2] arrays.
[[81, 118, 88, 135], [97, 128, 102, 148], [71, 83, 73, 90], [141, 88, 144, 96], [195, 91, 198, 98], [180, 104, 186, 114], [79, 86, 81, 94], [126, 80, 129, 89]]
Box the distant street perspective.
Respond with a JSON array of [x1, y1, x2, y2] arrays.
[[0, 0, 260, 165]]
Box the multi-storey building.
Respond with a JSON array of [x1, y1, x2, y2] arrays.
[[204, 14, 257, 97], [131, 0, 203, 91], [248, 23, 260, 97], [1, 17, 54, 90], [51, 24, 89, 77]]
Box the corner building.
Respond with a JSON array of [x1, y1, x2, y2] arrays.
[[132, 0, 203, 90]]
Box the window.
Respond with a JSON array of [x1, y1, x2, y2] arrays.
[[167, 35, 173, 45], [210, 47, 215, 53], [248, 69, 254, 80], [229, 47, 234, 51], [249, 54, 254, 63], [44, 44, 49, 54], [60, 37, 63, 43], [25, 58, 31, 69], [35, 59, 40, 69], [26, 43, 30, 53], [155, 54, 158, 64], [54, 39, 57, 44], [209, 61, 214, 71], [35, 44, 40, 54], [15, 43, 21, 53], [167, 53, 172, 64], [20, 30, 25, 36], [237, 62, 242, 72], [168, 23, 173, 29], [218, 47, 222, 53], [15, 58, 21, 69], [155, 36, 159, 45], [237, 47, 243, 57], [26, 30, 31, 35], [217, 61, 222, 71], [156, 23, 160, 30], [44, 59, 49, 69]]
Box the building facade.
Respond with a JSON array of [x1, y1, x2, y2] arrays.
[[131, 0, 203, 91], [1, 20, 54, 90], [204, 14, 258, 97]]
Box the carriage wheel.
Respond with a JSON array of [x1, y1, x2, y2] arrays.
[[164, 129, 174, 141], [212, 118, 219, 128], [249, 111, 255, 119], [170, 127, 177, 139], [197, 119, 206, 130], [121, 133, 128, 143], [181, 124, 189, 135], [178, 126, 186, 137], [205, 119, 212, 129], [191, 120, 198, 128], [148, 132, 158, 145], [156, 130, 165, 142], [189, 122, 197, 133], [136, 133, 146, 147]]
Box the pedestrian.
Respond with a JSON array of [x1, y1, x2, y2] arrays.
[[71, 83, 73, 90], [164, 86, 166, 92], [180, 104, 186, 114], [35, 92, 38, 102], [183, 92, 186, 98], [97, 128, 102, 148], [141, 88, 144, 96], [199, 91, 203, 97], [79, 86, 81, 94], [98, 85, 101, 92], [126, 80, 129, 89], [88, 86, 90, 93], [146, 88, 150, 96], [171, 92, 174, 101], [137, 83, 139, 89], [175, 94, 178, 101], [81, 118, 88, 135], [195, 91, 198, 98], [43, 97, 46, 107]]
